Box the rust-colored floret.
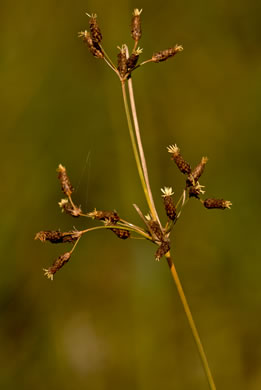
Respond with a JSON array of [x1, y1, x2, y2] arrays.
[[78, 30, 104, 59], [110, 228, 130, 239], [155, 240, 170, 261], [117, 46, 128, 79], [167, 145, 191, 175], [57, 164, 74, 196], [131, 9, 142, 42], [203, 198, 232, 210], [59, 198, 82, 217], [187, 157, 208, 186], [88, 209, 120, 224], [127, 48, 142, 72], [88, 13, 102, 44], [152, 45, 183, 63], [43, 252, 71, 280], [35, 230, 81, 244]]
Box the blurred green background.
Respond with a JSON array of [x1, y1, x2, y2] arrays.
[[1, 0, 261, 388]]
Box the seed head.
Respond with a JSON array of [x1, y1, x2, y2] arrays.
[[86, 13, 102, 44], [131, 9, 142, 42], [187, 157, 208, 186], [110, 228, 130, 239], [188, 183, 205, 199], [58, 198, 82, 217], [57, 164, 74, 196], [35, 230, 81, 244], [78, 30, 104, 59], [155, 240, 170, 261], [203, 198, 232, 210], [167, 144, 191, 175], [117, 45, 128, 79], [161, 187, 176, 221], [43, 252, 71, 280], [152, 45, 183, 63], [146, 219, 164, 241], [127, 48, 143, 72], [88, 209, 120, 224]]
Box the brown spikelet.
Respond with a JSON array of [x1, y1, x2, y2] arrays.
[[88, 13, 102, 43], [127, 48, 142, 72], [110, 228, 130, 239], [164, 197, 176, 221], [78, 30, 104, 59], [131, 9, 142, 42], [188, 183, 205, 199], [58, 199, 82, 217], [155, 240, 170, 261], [117, 46, 128, 79], [57, 164, 74, 196], [187, 157, 208, 186], [88, 209, 120, 224], [147, 219, 164, 241], [35, 230, 81, 244], [152, 45, 183, 63], [167, 145, 191, 175], [203, 198, 232, 210], [43, 252, 71, 280]]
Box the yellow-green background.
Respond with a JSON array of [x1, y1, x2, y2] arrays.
[[1, 0, 261, 388]]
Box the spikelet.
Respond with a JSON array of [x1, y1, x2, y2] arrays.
[[131, 9, 142, 42], [87, 13, 102, 43], [152, 45, 183, 63], [167, 145, 191, 174], [110, 228, 130, 239], [161, 187, 176, 221], [35, 230, 81, 244], [187, 157, 208, 186], [57, 164, 74, 196], [203, 198, 232, 210], [78, 30, 104, 59], [43, 252, 71, 280], [117, 45, 128, 79]]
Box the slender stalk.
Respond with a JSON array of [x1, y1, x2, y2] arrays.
[[121, 81, 154, 214], [165, 252, 217, 390], [127, 76, 161, 226]]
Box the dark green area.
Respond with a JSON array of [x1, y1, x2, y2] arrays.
[[1, 0, 261, 388]]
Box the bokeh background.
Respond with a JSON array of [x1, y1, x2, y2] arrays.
[[1, 0, 261, 388]]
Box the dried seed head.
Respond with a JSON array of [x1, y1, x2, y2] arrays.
[[86, 13, 102, 43], [188, 182, 205, 199], [131, 8, 142, 42], [203, 198, 232, 210], [187, 157, 208, 186], [57, 164, 74, 196], [155, 240, 171, 261], [58, 198, 82, 217], [110, 228, 130, 239], [167, 144, 191, 175], [117, 45, 128, 79], [88, 209, 120, 224], [35, 230, 81, 244], [78, 30, 104, 59], [152, 45, 183, 63], [161, 187, 176, 221], [43, 252, 71, 280], [127, 48, 143, 72], [147, 219, 164, 241]]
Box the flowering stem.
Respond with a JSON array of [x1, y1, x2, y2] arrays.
[[165, 252, 217, 390], [121, 81, 154, 215]]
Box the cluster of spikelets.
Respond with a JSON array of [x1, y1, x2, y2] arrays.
[[78, 10, 183, 82], [35, 9, 231, 280]]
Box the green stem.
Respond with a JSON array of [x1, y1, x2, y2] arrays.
[[165, 252, 217, 390], [121, 81, 153, 214]]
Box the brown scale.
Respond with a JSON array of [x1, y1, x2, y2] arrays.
[[35, 230, 81, 243], [81, 31, 104, 59], [89, 14, 102, 44], [155, 240, 170, 261], [131, 10, 142, 42], [57, 164, 74, 196], [148, 220, 164, 241], [163, 196, 176, 221], [152, 45, 182, 63], [110, 228, 130, 239], [203, 198, 232, 210]]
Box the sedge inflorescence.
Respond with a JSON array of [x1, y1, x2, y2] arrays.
[[35, 9, 231, 282]]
